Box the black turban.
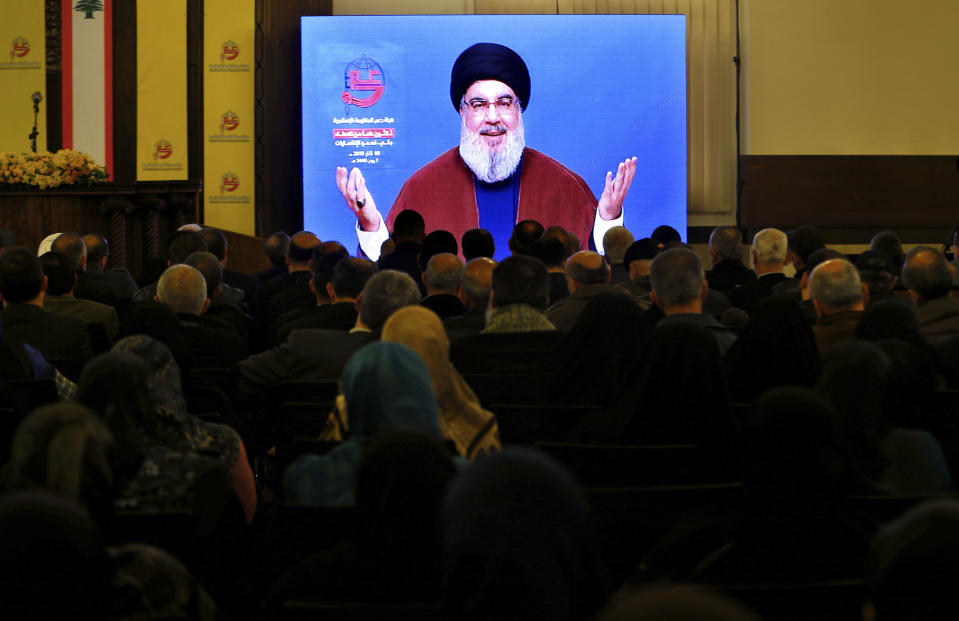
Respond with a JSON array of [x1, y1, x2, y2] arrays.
[[449, 43, 530, 113]]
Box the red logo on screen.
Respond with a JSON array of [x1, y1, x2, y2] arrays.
[[220, 111, 239, 131], [220, 41, 239, 62], [341, 56, 385, 108], [220, 172, 239, 193], [153, 140, 172, 160], [10, 37, 29, 59]]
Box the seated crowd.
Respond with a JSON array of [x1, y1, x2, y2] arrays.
[[2, 217, 959, 620]]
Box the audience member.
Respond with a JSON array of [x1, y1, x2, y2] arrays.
[[602, 225, 634, 285], [855, 249, 899, 306], [529, 236, 571, 305], [651, 224, 681, 248], [255, 231, 291, 284], [200, 226, 258, 311], [617, 237, 658, 298], [808, 258, 867, 356], [40, 250, 118, 347], [650, 247, 736, 354], [377, 208, 426, 282], [547, 250, 617, 331], [420, 253, 467, 319], [509, 219, 545, 255], [461, 228, 495, 260], [132, 230, 209, 303], [901, 245, 959, 345], [705, 226, 755, 294], [255, 231, 323, 322], [481, 254, 554, 333], [444, 257, 496, 342], [442, 448, 609, 621], [728, 228, 789, 313], [284, 342, 441, 505], [785, 225, 826, 279], [81, 232, 138, 300], [870, 230, 904, 277]]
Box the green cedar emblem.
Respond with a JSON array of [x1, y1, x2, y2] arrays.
[[74, 0, 104, 20]]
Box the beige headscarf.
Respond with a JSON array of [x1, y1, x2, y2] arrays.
[[382, 306, 500, 459]]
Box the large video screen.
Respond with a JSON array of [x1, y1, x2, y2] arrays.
[[302, 15, 686, 260]]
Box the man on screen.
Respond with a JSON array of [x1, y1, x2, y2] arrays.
[[336, 42, 637, 261]]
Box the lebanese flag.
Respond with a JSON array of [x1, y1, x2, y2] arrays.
[[61, 0, 113, 179]]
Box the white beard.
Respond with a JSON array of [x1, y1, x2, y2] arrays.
[[458, 112, 525, 183]]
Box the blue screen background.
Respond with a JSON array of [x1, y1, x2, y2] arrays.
[[301, 14, 686, 253]]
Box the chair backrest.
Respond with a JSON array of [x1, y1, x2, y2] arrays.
[[461, 373, 552, 408], [492, 404, 604, 444], [535, 442, 741, 486]]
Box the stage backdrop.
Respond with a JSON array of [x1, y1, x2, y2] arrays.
[[301, 14, 686, 259], [0, 0, 46, 153]]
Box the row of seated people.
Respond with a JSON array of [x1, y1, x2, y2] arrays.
[[3, 218, 959, 618]]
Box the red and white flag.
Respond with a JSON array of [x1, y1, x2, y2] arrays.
[[61, 0, 112, 179]]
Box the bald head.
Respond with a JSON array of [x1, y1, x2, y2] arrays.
[[459, 257, 496, 309], [424, 252, 464, 294], [809, 258, 866, 316], [157, 264, 208, 316], [902, 246, 954, 302], [565, 251, 609, 292], [82, 233, 109, 270], [288, 231, 322, 265]]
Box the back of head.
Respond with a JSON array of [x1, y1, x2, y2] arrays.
[[809, 258, 863, 312], [0, 246, 44, 303], [157, 263, 207, 315], [602, 226, 634, 263], [709, 226, 744, 262], [491, 254, 549, 310], [359, 269, 422, 331], [461, 257, 496, 307], [341, 341, 439, 437], [510, 219, 545, 255], [870, 230, 903, 265], [751, 228, 788, 265], [79, 351, 155, 441], [566, 251, 610, 286], [902, 246, 953, 301], [649, 247, 704, 307], [528, 236, 567, 269], [542, 225, 575, 257], [599, 585, 759, 621], [264, 231, 290, 266], [855, 298, 924, 349], [199, 227, 227, 261], [311, 250, 348, 300], [167, 230, 208, 264], [51, 233, 86, 271], [0, 491, 114, 621], [623, 238, 658, 272], [392, 209, 426, 241], [332, 257, 378, 299], [420, 230, 458, 269], [184, 251, 222, 298], [869, 499, 959, 620], [461, 228, 495, 260], [651, 224, 681, 247], [425, 253, 464, 292], [288, 231, 322, 263], [40, 251, 76, 296], [805, 247, 846, 275], [443, 448, 607, 621], [787, 225, 825, 266], [855, 249, 896, 292], [316, 240, 348, 259], [81, 233, 109, 265]]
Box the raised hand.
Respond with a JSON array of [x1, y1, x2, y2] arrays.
[[597, 156, 637, 221], [336, 166, 381, 232]]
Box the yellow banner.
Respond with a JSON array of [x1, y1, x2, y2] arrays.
[[136, 0, 187, 180], [0, 0, 46, 152], [203, 0, 255, 235]]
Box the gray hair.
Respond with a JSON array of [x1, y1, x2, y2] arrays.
[[752, 228, 788, 265], [809, 259, 863, 311], [157, 264, 207, 315], [902, 246, 953, 300], [461, 259, 494, 306], [602, 226, 634, 263], [425, 253, 464, 292], [359, 270, 421, 331], [650, 247, 704, 307], [709, 226, 743, 262]]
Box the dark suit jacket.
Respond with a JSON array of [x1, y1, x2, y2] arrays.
[[728, 272, 790, 313], [255, 264, 287, 285], [82, 267, 137, 300], [546, 284, 625, 331], [256, 270, 313, 321], [239, 328, 376, 386], [420, 293, 466, 320], [548, 272, 570, 306], [177, 314, 249, 368], [444, 305, 487, 342], [1, 303, 92, 366], [706, 259, 756, 294], [223, 268, 258, 313], [377, 241, 423, 287], [450, 330, 565, 376], [274, 302, 358, 344]]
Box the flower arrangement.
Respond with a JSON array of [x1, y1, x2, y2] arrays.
[[0, 150, 108, 189]]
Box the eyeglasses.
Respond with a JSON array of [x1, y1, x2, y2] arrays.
[[462, 97, 518, 116]]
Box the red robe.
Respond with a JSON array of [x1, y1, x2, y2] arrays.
[[386, 147, 598, 248]]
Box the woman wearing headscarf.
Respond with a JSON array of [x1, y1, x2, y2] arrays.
[[110, 335, 256, 522], [442, 448, 609, 621], [284, 342, 442, 505], [380, 306, 499, 458]]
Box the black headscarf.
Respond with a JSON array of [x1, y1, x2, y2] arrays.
[[442, 448, 609, 621], [450, 43, 530, 111]]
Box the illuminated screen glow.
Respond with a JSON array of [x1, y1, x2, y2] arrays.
[[302, 15, 686, 258]]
